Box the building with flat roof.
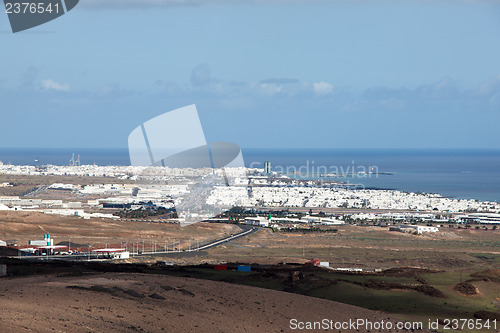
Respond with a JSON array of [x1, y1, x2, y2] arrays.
[[399, 225, 439, 234], [244, 216, 269, 227], [29, 234, 53, 246]]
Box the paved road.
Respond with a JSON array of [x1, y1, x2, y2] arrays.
[[24, 185, 50, 197], [16, 225, 259, 261], [189, 225, 257, 252]]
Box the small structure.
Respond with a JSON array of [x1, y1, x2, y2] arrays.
[[301, 216, 321, 223], [457, 213, 500, 224], [35, 245, 67, 256], [0, 240, 6, 247], [238, 265, 251, 272], [92, 248, 129, 259], [115, 251, 130, 259], [214, 264, 227, 270], [305, 259, 321, 267], [5, 240, 17, 247], [319, 218, 345, 225], [29, 234, 53, 247], [399, 225, 439, 234], [244, 217, 269, 227]]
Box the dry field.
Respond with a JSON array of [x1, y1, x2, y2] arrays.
[[0, 272, 431, 333], [206, 225, 500, 270], [1, 209, 499, 331], [0, 210, 240, 250]]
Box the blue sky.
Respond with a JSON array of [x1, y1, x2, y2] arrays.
[[1, 0, 500, 149]]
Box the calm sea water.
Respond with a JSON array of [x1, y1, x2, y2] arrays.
[[244, 149, 500, 203], [1, 148, 499, 202], [0, 148, 131, 167]]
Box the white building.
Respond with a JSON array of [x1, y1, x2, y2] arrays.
[[114, 251, 130, 259], [301, 216, 321, 223], [29, 234, 53, 246], [319, 218, 345, 225], [244, 217, 269, 227], [399, 225, 439, 234], [460, 213, 500, 224]]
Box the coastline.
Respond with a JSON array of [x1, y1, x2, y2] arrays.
[[0, 148, 499, 203]]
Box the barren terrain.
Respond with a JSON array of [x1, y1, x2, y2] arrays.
[[0, 272, 431, 333], [0, 210, 240, 250]]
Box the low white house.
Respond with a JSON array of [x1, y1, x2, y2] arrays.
[[301, 216, 321, 223], [399, 225, 439, 234], [244, 217, 269, 227], [319, 218, 345, 225], [114, 251, 130, 259]]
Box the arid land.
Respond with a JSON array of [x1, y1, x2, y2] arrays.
[[1, 174, 499, 332]]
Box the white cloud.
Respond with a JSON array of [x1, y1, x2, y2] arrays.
[[41, 79, 70, 92], [477, 73, 500, 96], [259, 83, 282, 95], [156, 71, 335, 98], [191, 64, 213, 87], [313, 81, 333, 95], [260, 78, 300, 85]]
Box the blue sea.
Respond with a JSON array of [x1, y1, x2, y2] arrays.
[[1, 148, 499, 203]]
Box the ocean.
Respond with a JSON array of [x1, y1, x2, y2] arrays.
[[1, 148, 499, 203]]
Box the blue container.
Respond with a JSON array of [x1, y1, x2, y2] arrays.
[[238, 265, 251, 272]]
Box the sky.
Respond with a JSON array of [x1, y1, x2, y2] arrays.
[[0, 0, 500, 149]]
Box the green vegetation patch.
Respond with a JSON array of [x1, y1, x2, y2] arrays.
[[468, 253, 500, 265]]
